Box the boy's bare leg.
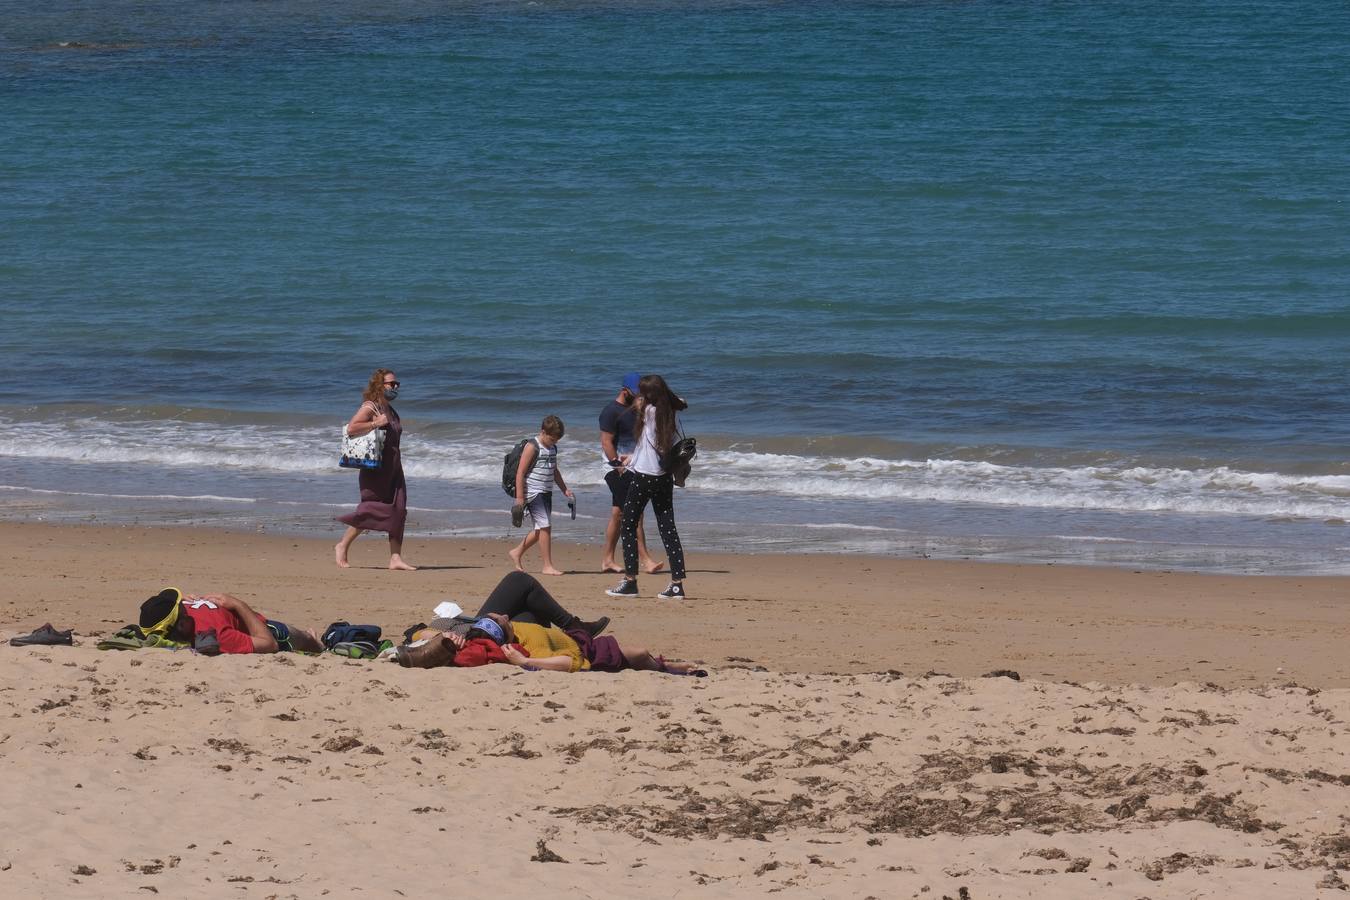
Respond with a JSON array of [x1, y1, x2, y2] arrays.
[[538, 528, 563, 576], [388, 536, 417, 571], [509, 530, 539, 571], [335, 526, 362, 568]]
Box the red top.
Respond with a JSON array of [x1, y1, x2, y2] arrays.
[[181, 597, 266, 654]]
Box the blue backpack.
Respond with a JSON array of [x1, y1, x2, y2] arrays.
[[322, 621, 383, 650]]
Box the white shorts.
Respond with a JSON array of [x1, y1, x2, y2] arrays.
[[526, 492, 553, 530]]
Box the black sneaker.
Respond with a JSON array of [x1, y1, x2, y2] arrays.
[[577, 616, 610, 637], [605, 579, 638, 597], [656, 582, 686, 600], [9, 623, 74, 646]]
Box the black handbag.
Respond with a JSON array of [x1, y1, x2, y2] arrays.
[[663, 436, 697, 487]]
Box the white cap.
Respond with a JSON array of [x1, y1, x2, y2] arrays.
[[432, 601, 463, 620]]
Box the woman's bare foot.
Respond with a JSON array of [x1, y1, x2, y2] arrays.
[[644, 560, 666, 575], [335, 543, 350, 569], [388, 556, 417, 571], [541, 567, 564, 576], [600, 562, 624, 574], [507, 546, 525, 572]]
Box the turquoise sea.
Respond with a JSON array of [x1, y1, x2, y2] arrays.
[[2, 0, 1349, 571]]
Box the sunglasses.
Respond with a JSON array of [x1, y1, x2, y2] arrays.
[[383, 381, 401, 389]]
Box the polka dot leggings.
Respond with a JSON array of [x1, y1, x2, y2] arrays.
[[621, 471, 686, 581]]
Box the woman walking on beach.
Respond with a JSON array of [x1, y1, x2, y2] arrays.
[[606, 374, 688, 600], [336, 368, 415, 570]]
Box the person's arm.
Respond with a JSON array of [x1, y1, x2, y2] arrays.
[[200, 593, 278, 653], [600, 430, 620, 467], [553, 463, 572, 498], [346, 403, 388, 438], [502, 644, 572, 671], [515, 441, 538, 501]]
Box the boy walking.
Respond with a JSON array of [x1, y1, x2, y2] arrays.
[[509, 415, 574, 576]]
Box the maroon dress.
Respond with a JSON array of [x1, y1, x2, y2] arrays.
[[338, 405, 407, 543]]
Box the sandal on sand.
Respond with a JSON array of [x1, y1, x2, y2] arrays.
[[9, 623, 74, 647]]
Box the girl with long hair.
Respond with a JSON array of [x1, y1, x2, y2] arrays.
[[606, 374, 689, 599]]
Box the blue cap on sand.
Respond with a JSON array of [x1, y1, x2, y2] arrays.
[[472, 616, 506, 644], [622, 372, 641, 394]]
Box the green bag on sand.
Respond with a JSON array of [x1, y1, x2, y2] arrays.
[[97, 625, 149, 651], [142, 632, 190, 650], [96, 625, 191, 652]]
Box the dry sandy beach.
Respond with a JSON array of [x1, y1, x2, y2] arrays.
[[1, 522, 1348, 897]]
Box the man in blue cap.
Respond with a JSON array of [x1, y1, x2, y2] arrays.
[[598, 372, 664, 576]]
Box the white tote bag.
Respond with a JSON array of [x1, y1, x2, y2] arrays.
[[339, 412, 385, 470]]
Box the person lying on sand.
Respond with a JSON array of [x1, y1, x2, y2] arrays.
[[400, 571, 609, 647], [139, 588, 323, 655], [494, 613, 703, 675], [399, 609, 703, 676]]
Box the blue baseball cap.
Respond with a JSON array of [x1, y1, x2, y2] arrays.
[[471, 616, 506, 644], [622, 372, 641, 394]]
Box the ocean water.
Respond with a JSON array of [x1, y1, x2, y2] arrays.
[[2, 0, 1349, 572]]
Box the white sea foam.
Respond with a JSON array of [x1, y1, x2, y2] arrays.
[[0, 484, 257, 503], [2, 417, 1349, 522]]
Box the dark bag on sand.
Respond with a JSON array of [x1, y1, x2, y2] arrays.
[[663, 436, 697, 488], [501, 437, 541, 497], [322, 621, 383, 650]]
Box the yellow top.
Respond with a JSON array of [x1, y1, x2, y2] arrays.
[[509, 622, 589, 672]]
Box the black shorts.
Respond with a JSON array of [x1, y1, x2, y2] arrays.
[[605, 469, 634, 508], [265, 620, 294, 651]]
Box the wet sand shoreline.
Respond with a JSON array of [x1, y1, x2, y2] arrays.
[[3, 521, 1348, 687]]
